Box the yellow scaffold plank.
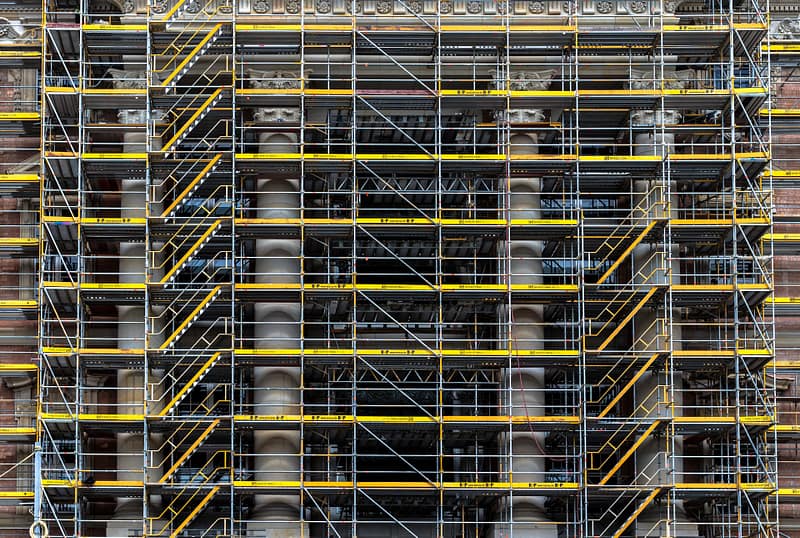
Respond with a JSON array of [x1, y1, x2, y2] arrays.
[[45, 86, 78, 94], [80, 283, 146, 290], [770, 424, 800, 433], [42, 346, 145, 356], [763, 43, 800, 53], [765, 296, 799, 304], [82, 152, 148, 160], [239, 283, 577, 293], [769, 360, 800, 369], [82, 24, 147, 31], [0, 427, 35, 436], [765, 233, 800, 242], [674, 482, 772, 490], [0, 112, 39, 120], [0, 238, 38, 246], [0, 173, 38, 183], [0, 300, 37, 309], [81, 217, 146, 225], [233, 415, 581, 425], [41, 413, 144, 421], [0, 363, 36, 372], [0, 51, 40, 58], [83, 88, 147, 96], [441, 24, 575, 32], [232, 480, 579, 490], [673, 349, 735, 358], [672, 284, 734, 292], [766, 108, 800, 116], [766, 169, 800, 178], [0, 491, 33, 499], [234, 348, 579, 358], [235, 23, 354, 31]]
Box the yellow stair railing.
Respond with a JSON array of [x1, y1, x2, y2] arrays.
[[159, 219, 223, 284], [147, 451, 230, 537], [160, 154, 224, 219], [159, 285, 223, 350], [588, 384, 668, 482], [159, 418, 220, 483], [160, 88, 225, 154], [612, 488, 663, 538], [156, 352, 224, 417], [586, 185, 666, 284]]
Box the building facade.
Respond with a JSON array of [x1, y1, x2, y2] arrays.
[[0, 0, 791, 536]]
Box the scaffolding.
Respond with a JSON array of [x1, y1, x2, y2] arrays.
[[0, 0, 781, 536]]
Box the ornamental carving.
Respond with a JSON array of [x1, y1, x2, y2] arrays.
[[218, 0, 232, 13], [773, 16, 800, 40], [253, 0, 271, 12], [106, 68, 148, 89], [630, 0, 646, 14], [118, 109, 147, 124], [248, 69, 306, 89], [494, 69, 556, 91], [630, 109, 682, 127], [122, 0, 135, 12], [630, 68, 693, 91], [346, 0, 362, 12], [467, 0, 482, 13], [151, 0, 168, 13], [439, 0, 452, 13], [496, 0, 507, 13], [253, 108, 301, 123], [529, 1, 545, 13], [376, 0, 392, 13], [286, 0, 301, 13], [562, 1, 575, 14], [184, 0, 201, 12], [316, 0, 331, 12], [407, 0, 422, 13], [596, 1, 613, 14], [505, 109, 546, 124]]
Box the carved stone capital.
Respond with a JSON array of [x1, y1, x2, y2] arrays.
[[630, 109, 682, 127], [771, 16, 800, 40], [630, 69, 694, 91], [118, 109, 147, 124], [494, 69, 555, 91], [106, 68, 148, 89], [247, 69, 310, 90], [509, 109, 546, 124], [253, 107, 301, 124]]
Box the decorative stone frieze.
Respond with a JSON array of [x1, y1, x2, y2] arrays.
[[106, 69, 148, 90]]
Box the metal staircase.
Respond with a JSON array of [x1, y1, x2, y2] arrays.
[[146, 0, 234, 534]]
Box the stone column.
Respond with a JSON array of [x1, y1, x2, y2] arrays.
[[247, 70, 307, 538], [500, 69, 557, 538]]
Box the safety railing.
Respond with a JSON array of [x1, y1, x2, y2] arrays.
[[146, 454, 229, 537], [584, 185, 666, 284], [586, 384, 669, 485]]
